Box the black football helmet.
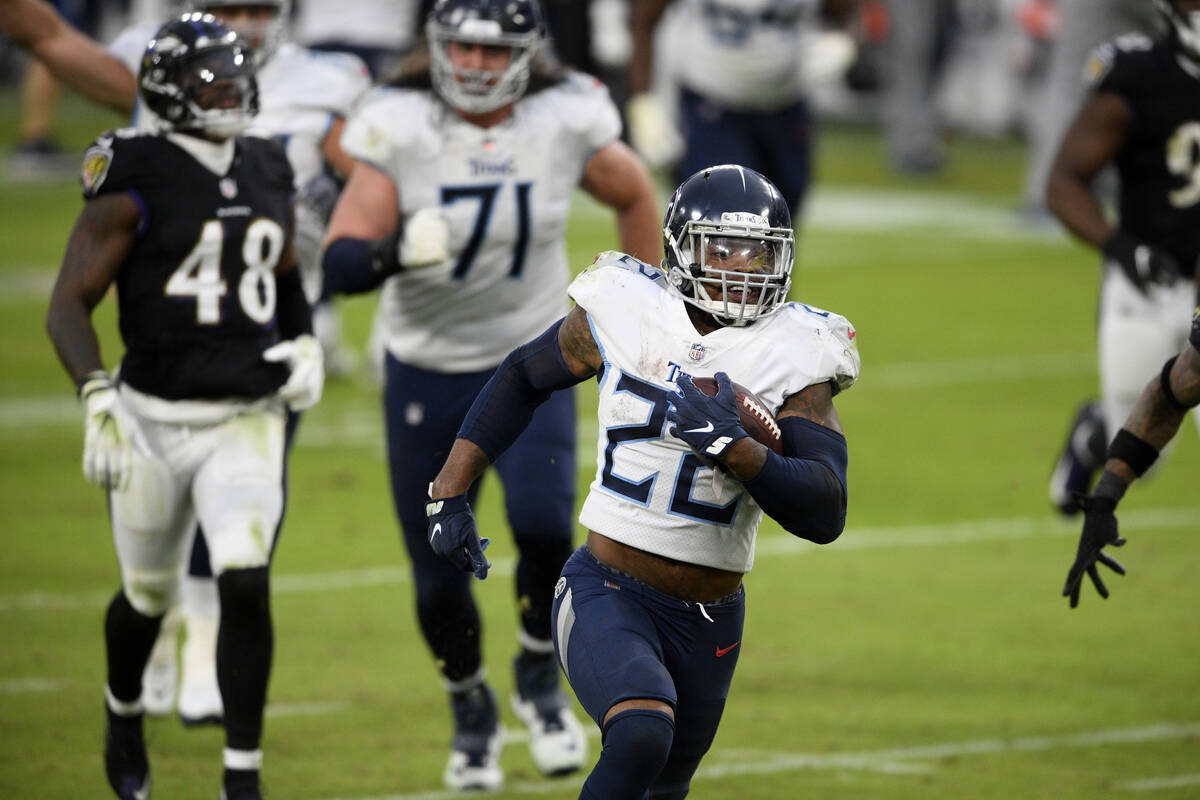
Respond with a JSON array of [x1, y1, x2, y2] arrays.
[[139, 13, 258, 139], [663, 165, 795, 326], [426, 0, 545, 114], [190, 0, 291, 65], [1157, 0, 1200, 61]]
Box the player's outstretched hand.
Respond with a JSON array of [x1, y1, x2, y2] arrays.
[[263, 334, 325, 411], [627, 92, 683, 170], [668, 371, 747, 460], [426, 494, 491, 579], [80, 371, 143, 491], [399, 207, 449, 269], [1062, 493, 1127, 608], [1102, 231, 1181, 296]]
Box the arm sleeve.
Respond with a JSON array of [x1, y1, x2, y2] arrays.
[[740, 416, 848, 544]]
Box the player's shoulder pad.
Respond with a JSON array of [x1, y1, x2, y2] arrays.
[[778, 301, 861, 393], [80, 128, 157, 198], [1085, 32, 1155, 88], [568, 250, 669, 309], [341, 87, 433, 165], [273, 43, 372, 114], [528, 70, 621, 145]]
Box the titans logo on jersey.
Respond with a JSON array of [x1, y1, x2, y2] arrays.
[[567, 252, 859, 574], [82, 129, 296, 401], [1090, 33, 1200, 276]]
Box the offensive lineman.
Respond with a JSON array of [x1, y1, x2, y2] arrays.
[[1047, 0, 1200, 513], [0, 0, 371, 724], [44, 15, 322, 800], [426, 164, 858, 798], [320, 0, 660, 788]]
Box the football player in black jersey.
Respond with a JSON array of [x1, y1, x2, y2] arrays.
[[44, 15, 322, 800], [1064, 307, 1200, 607], [1047, 0, 1200, 517]]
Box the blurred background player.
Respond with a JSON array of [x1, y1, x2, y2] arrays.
[[44, 15, 322, 798], [0, 0, 370, 726], [425, 164, 858, 799], [320, 0, 659, 788], [1046, 0, 1200, 515], [294, 0, 418, 79], [627, 0, 858, 218]]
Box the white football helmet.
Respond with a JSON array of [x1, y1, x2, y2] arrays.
[[191, 0, 291, 65]]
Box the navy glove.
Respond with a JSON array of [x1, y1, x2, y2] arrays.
[[426, 494, 491, 579], [668, 372, 748, 460], [1103, 230, 1180, 296], [1062, 493, 1127, 608]]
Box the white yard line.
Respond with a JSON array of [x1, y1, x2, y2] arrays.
[[1122, 774, 1200, 791], [2, 508, 1195, 613], [320, 721, 1200, 800]]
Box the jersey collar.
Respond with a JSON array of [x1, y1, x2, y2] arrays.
[[166, 132, 237, 176]]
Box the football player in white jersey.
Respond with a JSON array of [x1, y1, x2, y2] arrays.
[[320, 0, 659, 788], [0, 0, 370, 725], [627, 0, 857, 216], [425, 164, 858, 798]]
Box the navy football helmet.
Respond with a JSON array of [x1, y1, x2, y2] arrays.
[[426, 0, 546, 114], [190, 0, 291, 65], [139, 13, 258, 139], [1157, 0, 1200, 61], [663, 165, 795, 326]]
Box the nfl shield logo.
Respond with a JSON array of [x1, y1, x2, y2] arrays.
[[220, 178, 238, 199], [688, 342, 707, 362]]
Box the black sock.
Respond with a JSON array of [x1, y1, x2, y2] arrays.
[[104, 590, 164, 704], [217, 567, 273, 751]]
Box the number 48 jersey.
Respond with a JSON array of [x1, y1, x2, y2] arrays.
[[569, 253, 860, 573], [81, 129, 296, 401]]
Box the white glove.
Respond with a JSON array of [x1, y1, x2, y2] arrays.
[[80, 371, 141, 491], [627, 92, 683, 170], [798, 30, 858, 86], [399, 207, 450, 269], [263, 333, 325, 411]]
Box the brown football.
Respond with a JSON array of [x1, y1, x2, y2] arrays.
[[691, 376, 783, 455]]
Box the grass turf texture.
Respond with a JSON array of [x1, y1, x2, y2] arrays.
[[1, 91, 1198, 799]]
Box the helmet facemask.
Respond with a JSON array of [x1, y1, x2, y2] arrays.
[[143, 42, 258, 139], [666, 214, 794, 326], [193, 0, 290, 65], [427, 19, 541, 114]]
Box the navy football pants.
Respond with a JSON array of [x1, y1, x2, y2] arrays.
[[385, 354, 577, 681], [553, 546, 745, 796]]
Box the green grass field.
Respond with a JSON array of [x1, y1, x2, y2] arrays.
[[2, 92, 1199, 799]]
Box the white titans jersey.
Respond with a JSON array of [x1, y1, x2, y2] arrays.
[[668, 0, 817, 110], [110, 28, 369, 189], [569, 252, 859, 573], [341, 74, 622, 372]]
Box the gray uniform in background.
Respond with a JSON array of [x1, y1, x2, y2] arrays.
[[1023, 0, 1159, 213], [882, 0, 956, 173]]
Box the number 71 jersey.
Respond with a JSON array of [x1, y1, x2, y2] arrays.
[[81, 129, 296, 401], [569, 253, 860, 574]]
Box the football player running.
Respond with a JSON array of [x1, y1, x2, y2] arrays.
[[321, 0, 660, 789], [1047, 0, 1200, 514], [0, 0, 371, 726], [425, 164, 858, 798], [45, 15, 320, 800], [1064, 307, 1200, 607]]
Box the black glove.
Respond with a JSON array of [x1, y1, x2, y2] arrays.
[[426, 494, 491, 579], [668, 372, 748, 460], [1102, 230, 1180, 296], [1062, 493, 1127, 608]]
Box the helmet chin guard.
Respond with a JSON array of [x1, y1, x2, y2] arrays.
[[663, 165, 795, 326]]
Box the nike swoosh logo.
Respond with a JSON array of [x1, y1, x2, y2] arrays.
[[430, 523, 442, 541], [715, 641, 740, 658], [685, 421, 715, 434]]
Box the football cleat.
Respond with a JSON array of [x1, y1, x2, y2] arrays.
[[218, 780, 262, 800], [511, 655, 586, 777], [104, 711, 151, 800], [141, 611, 180, 717], [1049, 401, 1107, 516], [178, 616, 223, 726], [443, 684, 504, 791]]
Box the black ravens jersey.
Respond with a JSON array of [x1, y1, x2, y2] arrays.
[[81, 129, 296, 401], [1090, 33, 1200, 277]]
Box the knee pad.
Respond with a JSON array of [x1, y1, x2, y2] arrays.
[[602, 708, 675, 782], [122, 569, 175, 617]]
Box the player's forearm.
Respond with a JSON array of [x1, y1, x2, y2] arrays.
[[1046, 170, 1112, 250], [430, 439, 492, 499], [628, 0, 670, 94], [45, 297, 105, 388], [616, 192, 662, 265]]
